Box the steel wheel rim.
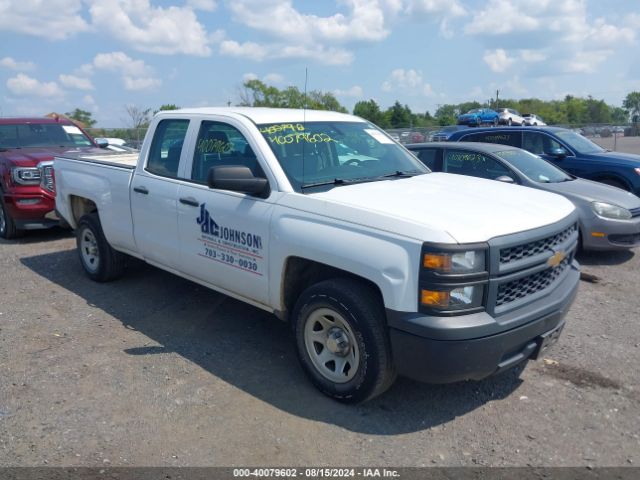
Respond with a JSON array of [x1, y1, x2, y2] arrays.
[[80, 228, 100, 273], [304, 307, 360, 383], [0, 204, 5, 235]]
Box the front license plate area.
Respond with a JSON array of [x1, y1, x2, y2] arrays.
[[533, 323, 564, 360]]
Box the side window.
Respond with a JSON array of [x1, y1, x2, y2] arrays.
[[147, 119, 189, 178], [523, 132, 562, 155], [191, 121, 264, 184], [461, 131, 521, 148], [415, 148, 438, 170], [443, 149, 514, 181]]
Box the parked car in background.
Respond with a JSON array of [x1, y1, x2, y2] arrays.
[[408, 142, 640, 250], [523, 114, 546, 126], [428, 125, 469, 142], [447, 126, 640, 195], [0, 117, 98, 239], [457, 108, 499, 127], [496, 108, 525, 126]]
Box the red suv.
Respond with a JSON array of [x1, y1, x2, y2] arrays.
[[0, 117, 98, 239]]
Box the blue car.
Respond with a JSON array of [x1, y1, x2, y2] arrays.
[[447, 126, 640, 195], [457, 108, 499, 127]]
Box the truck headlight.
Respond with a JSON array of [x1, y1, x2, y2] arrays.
[[421, 284, 485, 311], [592, 202, 631, 220], [423, 249, 485, 274], [11, 167, 41, 185], [419, 243, 488, 315]]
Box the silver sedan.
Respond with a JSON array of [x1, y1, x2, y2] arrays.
[[407, 142, 640, 250]]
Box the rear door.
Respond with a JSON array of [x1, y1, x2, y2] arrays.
[[130, 118, 193, 269], [176, 117, 274, 305]]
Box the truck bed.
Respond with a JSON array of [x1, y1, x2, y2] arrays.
[[55, 151, 138, 169]]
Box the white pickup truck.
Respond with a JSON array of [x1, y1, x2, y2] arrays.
[[55, 108, 580, 402]]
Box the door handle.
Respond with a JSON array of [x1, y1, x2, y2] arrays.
[[179, 197, 199, 207], [133, 186, 149, 194]]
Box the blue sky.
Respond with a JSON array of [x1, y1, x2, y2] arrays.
[[1, 0, 639, 127]]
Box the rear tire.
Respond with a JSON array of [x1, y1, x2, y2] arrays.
[[0, 195, 24, 240], [76, 212, 125, 282], [292, 278, 396, 403]]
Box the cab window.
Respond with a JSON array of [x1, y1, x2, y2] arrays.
[[443, 149, 515, 181], [190, 121, 264, 184], [146, 119, 189, 178]]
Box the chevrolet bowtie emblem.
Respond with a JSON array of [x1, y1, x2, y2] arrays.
[[547, 250, 566, 268]]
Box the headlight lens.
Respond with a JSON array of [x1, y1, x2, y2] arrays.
[[423, 250, 485, 274], [11, 167, 41, 185], [592, 202, 632, 220], [421, 285, 484, 311]]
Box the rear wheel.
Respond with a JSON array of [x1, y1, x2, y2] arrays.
[[507, 118, 513, 126], [76, 212, 125, 282], [0, 195, 24, 240], [293, 279, 396, 403]]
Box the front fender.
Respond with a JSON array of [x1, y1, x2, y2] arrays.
[[269, 210, 423, 312]]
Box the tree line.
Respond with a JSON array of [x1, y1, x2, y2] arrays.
[[64, 80, 640, 131]]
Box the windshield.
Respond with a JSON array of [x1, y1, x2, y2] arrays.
[[555, 131, 604, 154], [467, 109, 480, 114], [0, 123, 93, 149], [495, 149, 572, 183], [258, 121, 428, 192]]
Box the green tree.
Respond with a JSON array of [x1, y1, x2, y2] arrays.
[[385, 101, 413, 128], [623, 91, 640, 123], [611, 107, 628, 124], [238, 79, 347, 112], [65, 108, 96, 127], [353, 99, 384, 125], [434, 104, 457, 126], [154, 104, 180, 114]]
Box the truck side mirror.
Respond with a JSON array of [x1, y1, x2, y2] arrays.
[[549, 147, 567, 159], [208, 165, 270, 197], [94, 138, 109, 148]]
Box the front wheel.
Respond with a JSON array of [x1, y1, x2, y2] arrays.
[[76, 212, 125, 282], [0, 195, 24, 240], [292, 279, 396, 403]]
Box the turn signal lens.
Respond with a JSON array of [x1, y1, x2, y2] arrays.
[[421, 289, 450, 307], [423, 253, 451, 270]]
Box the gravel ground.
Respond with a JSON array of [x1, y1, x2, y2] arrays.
[[0, 227, 639, 468]]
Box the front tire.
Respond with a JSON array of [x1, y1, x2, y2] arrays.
[[0, 195, 23, 240], [76, 212, 125, 282], [292, 279, 396, 403]]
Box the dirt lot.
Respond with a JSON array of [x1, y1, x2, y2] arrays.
[[591, 135, 640, 154], [1, 227, 639, 468]]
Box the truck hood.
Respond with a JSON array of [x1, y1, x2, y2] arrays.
[[287, 173, 575, 244], [538, 178, 640, 209], [1, 146, 101, 166]]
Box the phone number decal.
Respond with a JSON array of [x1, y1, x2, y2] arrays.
[[199, 240, 263, 276]]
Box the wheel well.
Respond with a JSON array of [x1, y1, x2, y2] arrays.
[[70, 196, 98, 225], [279, 257, 384, 322], [593, 175, 630, 191]]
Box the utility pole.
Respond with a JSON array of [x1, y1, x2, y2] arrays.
[[496, 89, 500, 108]]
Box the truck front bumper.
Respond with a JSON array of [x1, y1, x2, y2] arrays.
[[2, 191, 58, 230], [387, 261, 580, 384]]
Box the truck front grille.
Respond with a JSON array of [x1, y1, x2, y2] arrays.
[[630, 207, 640, 218], [500, 224, 576, 265], [496, 257, 571, 307]]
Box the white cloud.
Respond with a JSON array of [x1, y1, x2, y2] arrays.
[[381, 69, 434, 96], [187, 0, 217, 11], [6, 74, 64, 97], [221, 40, 353, 65], [334, 85, 363, 97], [464, 0, 539, 35], [88, 0, 211, 56], [59, 74, 94, 90], [228, 0, 390, 43], [92, 52, 161, 91], [565, 50, 611, 74], [0, 0, 88, 40], [263, 73, 285, 85], [520, 49, 546, 63], [405, 0, 466, 17], [123, 76, 162, 91], [83, 95, 96, 106], [0, 57, 35, 71], [242, 72, 259, 82], [483, 49, 515, 73]]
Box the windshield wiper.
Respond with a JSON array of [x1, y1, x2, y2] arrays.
[[301, 178, 347, 189], [301, 171, 422, 190], [379, 170, 423, 179]]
